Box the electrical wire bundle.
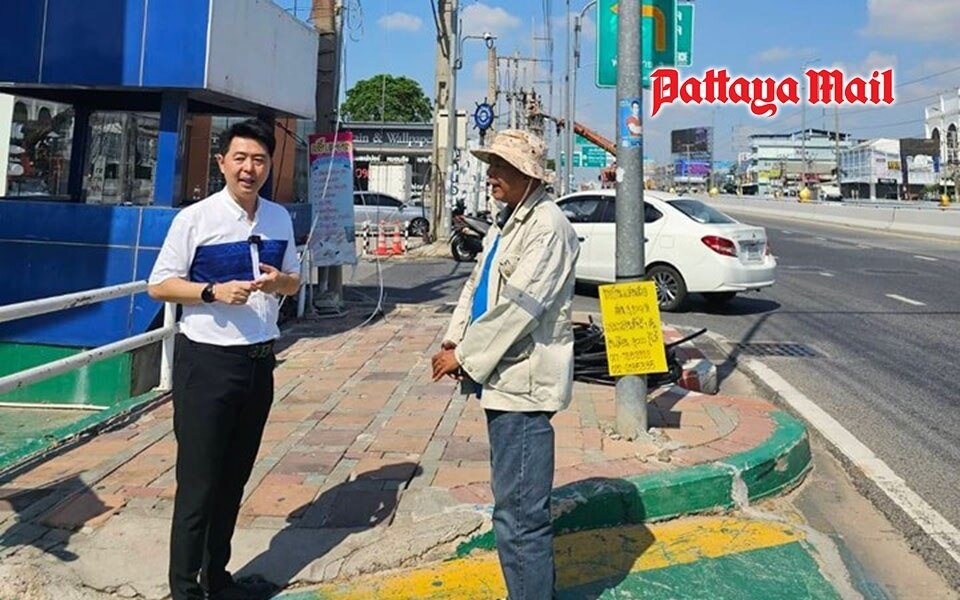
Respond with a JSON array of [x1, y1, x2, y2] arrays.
[[573, 320, 707, 390]]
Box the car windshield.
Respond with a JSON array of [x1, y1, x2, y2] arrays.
[[667, 199, 737, 224]]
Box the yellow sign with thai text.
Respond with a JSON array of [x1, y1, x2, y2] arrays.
[[598, 281, 668, 376]]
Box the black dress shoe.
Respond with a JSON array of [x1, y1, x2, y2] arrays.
[[206, 578, 277, 600]]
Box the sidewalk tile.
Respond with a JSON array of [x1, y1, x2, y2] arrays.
[[241, 483, 318, 518], [384, 414, 442, 433], [441, 440, 489, 462], [41, 491, 125, 530], [367, 433, 429, 455], [351, 459, 420, 481], [273, 450, 344, 475], [432, 466, 490, 488], [302, 428, 362, 448]]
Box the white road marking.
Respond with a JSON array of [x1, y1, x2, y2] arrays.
[[885, 294, 926, 306], [816, 236, 828, 241], [781, 230, 793, 234], [743, 359, 960, 567], [857, 244, 872, 249], [819, 272, 834, 278], [914, 255, 938, 262]]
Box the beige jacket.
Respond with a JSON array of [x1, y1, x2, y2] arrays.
[[443, 185, 580, 413]]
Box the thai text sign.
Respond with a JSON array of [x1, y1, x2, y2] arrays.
[[308, 132, 358, 266], [598, 281, 668, 376]]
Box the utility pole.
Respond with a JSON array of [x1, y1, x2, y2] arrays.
[[800, 89, 806, 191], [615, 0, 646, 439], [487, 40, 497, 142], [568, 1, 597, 197], [431, 0, 457, 241], [311, 0, 343, 311], [834, 105, 841, 192], [510, 52, 520, 129], [444, 0, 459, 240], [562, 0, 572, 194]]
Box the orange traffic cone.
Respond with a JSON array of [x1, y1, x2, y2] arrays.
[[391, 222, 404, 255], [376, 221, 390, 256]]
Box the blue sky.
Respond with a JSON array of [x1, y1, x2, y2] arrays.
[[278, 0, 960, 163]]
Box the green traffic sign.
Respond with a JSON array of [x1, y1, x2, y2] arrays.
[[596, 0, 678, 89], [677, 3, 693, 67]]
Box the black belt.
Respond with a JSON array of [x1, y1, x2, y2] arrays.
[[185, 336, 275, 359]]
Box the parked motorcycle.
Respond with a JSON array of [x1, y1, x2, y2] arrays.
[[450, 212, 492, 262]]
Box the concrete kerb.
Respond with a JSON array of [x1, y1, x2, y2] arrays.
[[0, 390, 170, 477], [453, 408, 811, 557]]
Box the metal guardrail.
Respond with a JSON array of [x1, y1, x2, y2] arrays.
[[0, 248, 312, 409], [0, 281, 177, 408]]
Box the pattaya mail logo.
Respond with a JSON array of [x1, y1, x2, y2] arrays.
[[649, 68, 895, 118]]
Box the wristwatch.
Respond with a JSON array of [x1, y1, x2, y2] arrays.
[[201, 283, 216, 303]]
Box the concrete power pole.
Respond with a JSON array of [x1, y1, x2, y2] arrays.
[[834, 105, 841, 194], [431, 0, 457, 240], [487, 42, 497, 142], [444, 0, 459, 240], [615, 0, 647, 439], [311, 0, 343, 311]]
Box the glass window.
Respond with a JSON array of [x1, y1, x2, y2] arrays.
[[599, 200, 663, 223], [6, 98, 73, 198], [558, 196, 605, 222], [84, 112, 158, 206], [667, 199, 737, 224]]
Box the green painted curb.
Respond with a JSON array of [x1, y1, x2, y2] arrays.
[[0, 390, 168, 475], [455, 409, 811, 557]]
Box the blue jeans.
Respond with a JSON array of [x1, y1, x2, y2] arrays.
[[486, 409, 556, 600]]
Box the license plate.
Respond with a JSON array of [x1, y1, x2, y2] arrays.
[[742, 243, 762, 261]]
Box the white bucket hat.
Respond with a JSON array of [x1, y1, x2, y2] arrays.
[[471, 129, 555, 183]]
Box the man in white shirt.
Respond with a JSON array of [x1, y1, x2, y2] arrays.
[[148, 119, 300, 600]]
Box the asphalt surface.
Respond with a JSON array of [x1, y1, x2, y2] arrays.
[[573, 210, 960, 536]]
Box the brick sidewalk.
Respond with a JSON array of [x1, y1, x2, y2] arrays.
[[0, 304, 803, 600]]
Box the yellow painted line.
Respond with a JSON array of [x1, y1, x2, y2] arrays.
[[309, 517, 804, 600]]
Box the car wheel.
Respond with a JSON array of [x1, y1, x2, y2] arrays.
[[648, 265, 687, 312], [702, 291, 737, 305], [408, 217, 430, 238], [451, 234, 478, 262]]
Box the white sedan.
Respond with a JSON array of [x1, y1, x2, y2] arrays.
[[556, 190, 776, 311]]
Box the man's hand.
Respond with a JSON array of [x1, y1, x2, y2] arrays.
[[441, 340, 457, 351], [253, 263, 285, 295], [214, 281, 256, 305], [431, 348, 462, 382]]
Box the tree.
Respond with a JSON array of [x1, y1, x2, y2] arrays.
[[340, 75, 432, 123]]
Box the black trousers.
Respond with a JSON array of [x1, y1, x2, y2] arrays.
[[169, 335, 275, 600]]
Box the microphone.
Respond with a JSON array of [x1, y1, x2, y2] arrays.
[[248, 235, 262, 280]]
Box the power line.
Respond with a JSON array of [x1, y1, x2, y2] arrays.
[[896, 64, 960, 88]]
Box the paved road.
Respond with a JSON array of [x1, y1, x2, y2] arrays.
[[574, 211, 960, 535]]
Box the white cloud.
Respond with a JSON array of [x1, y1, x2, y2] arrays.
[[377, 12, 423, 32], [461, 3, 521, 37], [862, 0, 960, 42], [754, 47, 817, 64]]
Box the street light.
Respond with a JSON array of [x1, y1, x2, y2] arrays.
[[563, 0, 597, 196], [444, 26, 496, 239], [800, 57, 821, 196]]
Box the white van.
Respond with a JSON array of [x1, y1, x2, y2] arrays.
[[819, 184, 842, 201]]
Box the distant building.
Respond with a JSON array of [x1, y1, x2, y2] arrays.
[[839, 138, 902, 200], [924, 91, 960, 183], [742, 129, 855, 196]]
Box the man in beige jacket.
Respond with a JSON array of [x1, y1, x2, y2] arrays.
[[432, 129, 579, 600]]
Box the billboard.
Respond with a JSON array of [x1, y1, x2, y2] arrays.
[[900, 138, 940, 187], [674, 159, 711, 183], [670, 127, 713, 158]]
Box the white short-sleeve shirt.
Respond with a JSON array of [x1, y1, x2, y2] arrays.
[[149, 188, 300, 346]]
